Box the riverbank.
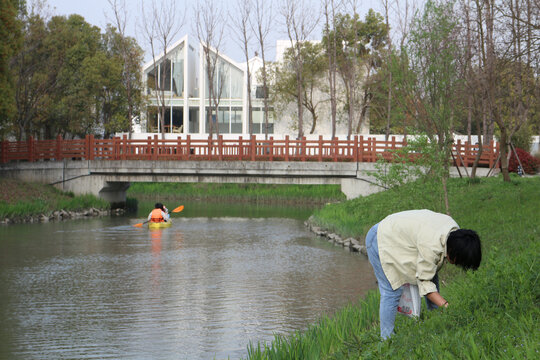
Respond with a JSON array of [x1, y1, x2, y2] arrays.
[[0, 178, 115, 224], [246, 175, 540, 359], [127, 183, 346, 205]]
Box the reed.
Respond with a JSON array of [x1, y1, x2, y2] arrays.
[[245, 175, 540, 359], [127, 183, 346, 203]]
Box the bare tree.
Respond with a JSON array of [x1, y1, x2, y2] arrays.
[[195, 0, 226, 137], [230, 0, 254, 135], [322, 0, 340, 139], [280, 0, 320, 139], [140, 0, 182, 139], [252, 0, 274, 139]]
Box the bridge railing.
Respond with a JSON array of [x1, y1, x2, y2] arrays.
[[1, 134, 499, 167]]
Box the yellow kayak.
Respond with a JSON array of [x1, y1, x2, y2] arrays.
[[148, 221, 172, 229]]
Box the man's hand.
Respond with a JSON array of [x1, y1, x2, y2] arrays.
[[426, 291, 448, 308]]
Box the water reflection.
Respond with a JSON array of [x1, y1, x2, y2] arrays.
[[0, 214, 376, 360]]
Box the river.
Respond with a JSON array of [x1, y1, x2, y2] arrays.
[[0, 202, 376, 359]]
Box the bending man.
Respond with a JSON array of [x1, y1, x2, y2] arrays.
[[365, 209, 481, 339]]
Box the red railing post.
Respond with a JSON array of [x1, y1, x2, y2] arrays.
[[218, 135, 223, 161], [146, 136, 151, 160], [88, 134, 95, 160], [1, 140, 7, 163], [186, 135, 191, 159], [85, 135, 90, 160], [354, 136, 359, 162], [238, 136, 243, 160], [112, 136, 118, 160], [371, 137, 377, 162], [269, 137, 274, 161], [318, 135, 323, 162], [121, 135, 127, 160], [28, 136, 34, 162], [285, 135, 290, 161], [251, 135, 256, 161], [333, 137, 338, 162], [56, 135, 63, 161], [301, 137, 306, 161], [176, 136, 182, 160], [153, 135, 158, 161], [359, 136, 364, 162]]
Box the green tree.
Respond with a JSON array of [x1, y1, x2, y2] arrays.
[[41, 15, 103, 138], [270, 41, 327, 134], [369, 50, 416, 136], [408, 0, 462, 214], [374, 0, 462, 215], [98, 25, 144, 137], [328, 9, 388, 137], [0, 0, 23, 138], [11, 12, 52, 140], [11, 13, 143, 140]]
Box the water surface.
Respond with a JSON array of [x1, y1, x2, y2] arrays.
[[0, 209, 375, 359]]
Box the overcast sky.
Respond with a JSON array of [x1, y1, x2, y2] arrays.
[[42, 0, 413, 63]]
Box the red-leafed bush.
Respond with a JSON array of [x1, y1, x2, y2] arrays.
[[508, 147, 540, 174]]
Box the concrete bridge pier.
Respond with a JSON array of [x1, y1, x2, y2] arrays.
[[98, 181, 130, 205], [54, 175, 130, 206], [341, 178, 385, 199], [340, 163, 386, 200]]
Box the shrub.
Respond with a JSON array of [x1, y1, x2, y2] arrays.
[[508, 147, 540, 174]]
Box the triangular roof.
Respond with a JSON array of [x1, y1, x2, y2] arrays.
[[142, 34, 188, 72], [199, 40, 244, 73]]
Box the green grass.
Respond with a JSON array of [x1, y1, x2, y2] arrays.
[[245, 175, 540, 359], [0, 178, 110, 218], [127, 183, 346, 203]]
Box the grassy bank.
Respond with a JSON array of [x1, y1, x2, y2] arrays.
[[245, 175, 540, 359], [0, 178, 110, 219], [127, 183, 346, 204]]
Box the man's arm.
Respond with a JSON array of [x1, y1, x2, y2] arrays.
[[426, 292, 449, 308]]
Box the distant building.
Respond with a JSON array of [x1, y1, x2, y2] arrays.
[[140, 35, 273, 137], [137, 35, 368, 139]]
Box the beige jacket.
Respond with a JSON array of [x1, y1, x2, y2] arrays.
[[377, 209, 459, 296]]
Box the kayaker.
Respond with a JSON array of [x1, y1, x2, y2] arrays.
[[365, 209, 481, 340], [148, 203, 169, 223], [160, 204, 170, 221]]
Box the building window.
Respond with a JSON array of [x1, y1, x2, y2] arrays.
[[189, 107, 199, 133], [255, 86, 267, 99], [231, 107, 242, 134], [252, 107, 274, 134]]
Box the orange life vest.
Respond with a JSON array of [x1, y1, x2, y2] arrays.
[[150, 208, 165, 222]]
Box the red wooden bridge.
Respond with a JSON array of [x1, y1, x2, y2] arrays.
[[1, 134, 499, 168]]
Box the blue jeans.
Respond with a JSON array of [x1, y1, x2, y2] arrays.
[[366, 223, 440, 339]]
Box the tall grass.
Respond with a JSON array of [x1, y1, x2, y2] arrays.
[[127, 183, 346, 203], [245, 175, 540, 359], [0, 183, 109, 219]]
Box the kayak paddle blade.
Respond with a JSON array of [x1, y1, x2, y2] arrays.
[[172, 205, 184, 213]]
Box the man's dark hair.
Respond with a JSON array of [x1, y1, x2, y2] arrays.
[[447, 229, 482, 270], [155, 202, 163, 209]]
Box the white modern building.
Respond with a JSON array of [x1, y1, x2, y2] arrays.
[[136, 35, 366, 139], [138, 35, 274, 137]]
